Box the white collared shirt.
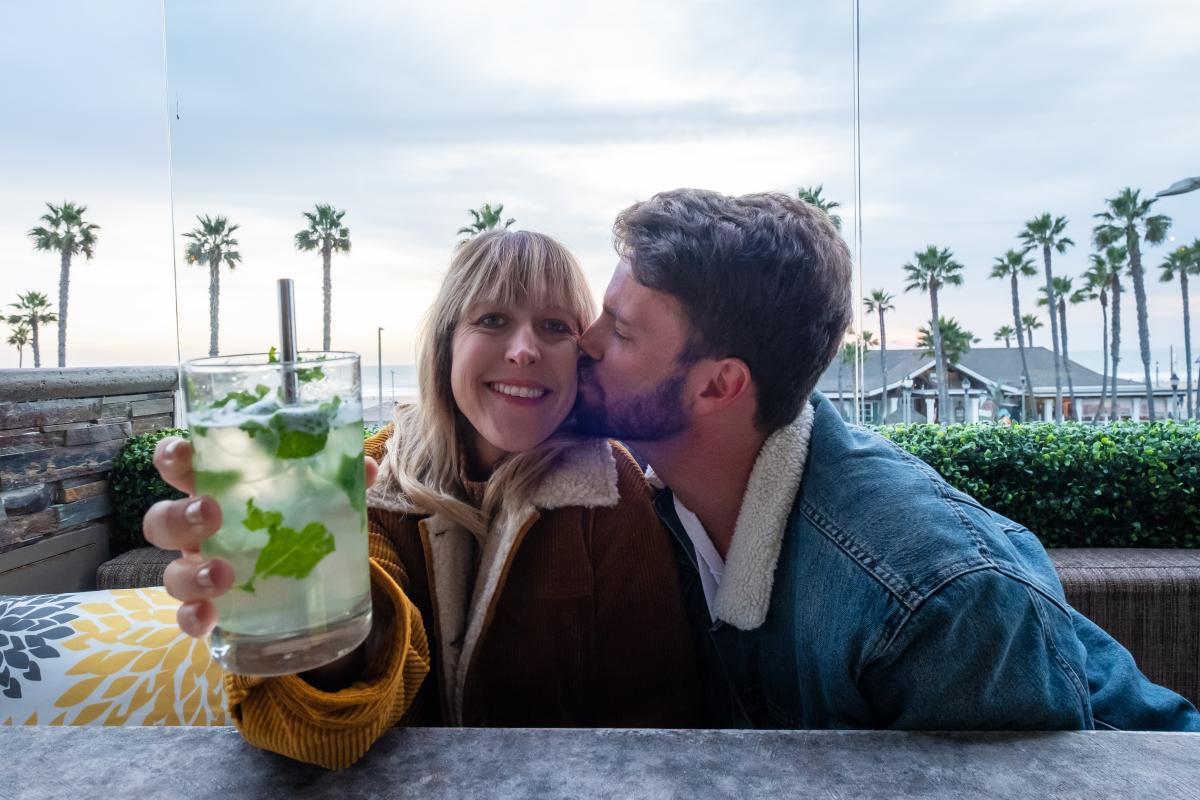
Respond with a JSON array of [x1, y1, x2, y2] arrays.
[[673, 494, 724, 622]]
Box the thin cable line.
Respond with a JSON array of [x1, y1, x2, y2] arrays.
[[852, 0, 865, 424], [160, 0, 183, 421]]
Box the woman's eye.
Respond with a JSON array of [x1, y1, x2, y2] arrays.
[[612, 328, 629, 342], [542, 319, 574, 335], [475, 313, 505, 328]]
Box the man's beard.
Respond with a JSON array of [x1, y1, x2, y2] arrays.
[[573, 357, 691, 441]]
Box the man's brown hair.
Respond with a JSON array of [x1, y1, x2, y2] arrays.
[[613, 188, 853, 432]]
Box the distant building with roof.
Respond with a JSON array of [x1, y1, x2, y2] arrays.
[[818, 346, 1185, 423]]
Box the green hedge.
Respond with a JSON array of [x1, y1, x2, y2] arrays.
[[876, 421, 1200, 548], [108, 428, 189, 553]]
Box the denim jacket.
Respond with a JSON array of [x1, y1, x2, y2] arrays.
[[652, 391, 1200, 731]]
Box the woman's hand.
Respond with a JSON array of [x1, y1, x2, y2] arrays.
[[143, 436, 378, 638]]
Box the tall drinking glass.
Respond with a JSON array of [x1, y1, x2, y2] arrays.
[[181, 351, 371, 676]]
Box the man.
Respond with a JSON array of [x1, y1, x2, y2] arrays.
[[573, 188, 1199, 731]]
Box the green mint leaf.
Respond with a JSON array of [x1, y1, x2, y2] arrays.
[[268, 346, 278, 363], [191, 425, 209, 436], [211, 384, 270, 410], [243, 497, 284, 532], [297, 365, 324, 383], [266, 407, 331, 459], [319, 395, 342, 416], [194, 469, 242, 495], [238, 418, 275, 446], [336, 452, 366, 514], [237, 514, 335, 593]]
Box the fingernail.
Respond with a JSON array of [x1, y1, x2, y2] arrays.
[[184, 499, 204, 525], [196, 563, 213, 589]]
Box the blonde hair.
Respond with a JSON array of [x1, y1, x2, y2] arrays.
[[377, 230, 597, 537]]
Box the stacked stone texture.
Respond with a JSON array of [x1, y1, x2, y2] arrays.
[[0, 368, 177, 552]]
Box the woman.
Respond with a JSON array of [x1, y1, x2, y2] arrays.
[[145, 230, 699, 768]]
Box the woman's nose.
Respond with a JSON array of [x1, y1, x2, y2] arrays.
[[507, 326, 540, 365]]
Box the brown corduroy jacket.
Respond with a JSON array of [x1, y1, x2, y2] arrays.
[[225, 426, 700, 769]]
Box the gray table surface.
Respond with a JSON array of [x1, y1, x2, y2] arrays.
[[3, 726, 1199, 800]]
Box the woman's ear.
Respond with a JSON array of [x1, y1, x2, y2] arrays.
[[693, 357, 752, 417]]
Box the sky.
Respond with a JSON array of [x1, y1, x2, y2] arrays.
[[1, 0, 1198, 385]]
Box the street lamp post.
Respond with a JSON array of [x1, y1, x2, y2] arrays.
[[377, 326, 384, 428], [901, 375, 913, 425], [961, 376, 972, 423]]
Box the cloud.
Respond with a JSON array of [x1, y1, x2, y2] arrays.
[[2, 0, 1196, 381]]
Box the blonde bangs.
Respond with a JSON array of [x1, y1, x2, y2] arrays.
[[452, 231, 596, 333]]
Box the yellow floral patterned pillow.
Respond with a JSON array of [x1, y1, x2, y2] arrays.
[[0, 587, 227, 726]]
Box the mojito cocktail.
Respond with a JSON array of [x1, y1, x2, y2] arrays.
[[182, 352, 371, 676]]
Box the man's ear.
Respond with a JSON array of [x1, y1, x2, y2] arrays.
[[693, 357, 753, 416]]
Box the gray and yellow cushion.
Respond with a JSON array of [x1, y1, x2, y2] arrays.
[[0, 587, 227, 726]]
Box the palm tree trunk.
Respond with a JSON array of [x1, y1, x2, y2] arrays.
[[1125, 229, 1155, 420], [322, 245, 333, 351], [31, 318, 41, 368], [17, 344, 23, 368], [1181, 271, 1193, 420], [1110, 273, 1122, 420], [1096, 292, 1109, 422], [1028, 327, 1034, 347], [878, 309, 888, 422], [1004, 337, 1010, 348], [58, 249, 70, 367], [209, 256, 220, 357], [1041, 243, 1063, 422], [930, 287, 948, 423], [1012, 274, 1034, 422], [1058, 299, 1078, 421]]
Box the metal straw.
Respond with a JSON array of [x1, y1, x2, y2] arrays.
[[278, 278, 299, 405]]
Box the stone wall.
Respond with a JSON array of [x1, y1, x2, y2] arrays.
[[0, 367, 179, 593]]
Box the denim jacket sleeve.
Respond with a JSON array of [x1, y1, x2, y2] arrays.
[[859, 566, 1094, 730]]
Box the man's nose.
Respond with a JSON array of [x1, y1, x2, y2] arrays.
[[507, 325, 540, 366], [578, 320, 604, 360]]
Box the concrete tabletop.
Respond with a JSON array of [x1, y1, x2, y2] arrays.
[[3, 726, 1199, 800]]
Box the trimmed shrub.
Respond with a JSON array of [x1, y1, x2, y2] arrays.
[[109, 428, 189, 553], [876, 421, 1200, 548]]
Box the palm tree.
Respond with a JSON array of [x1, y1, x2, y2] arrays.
[[295, 204, 351, 351], [1038, 276, 1080, 420], [917, 317, 979, 422], [6, 322, 31, 368], [990, 249, 1038, 421], [903, 246, 964, 423], [917, 317, 980, 367], [1019, 214, 1074, 423], [1094, 188, 1172, 420], [28, 201, 99, 367], [1022, 313, 1043, 347], [994, 325, 1015, 348], [183, 215, 242, 357], [1159, 241, 1198, 419], [864, 289, 894, 416], [457, 203, 514, 242], [6, 290, 57, 368], [796, 185, 843, 231], [1081, 247, 1125, 420]]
